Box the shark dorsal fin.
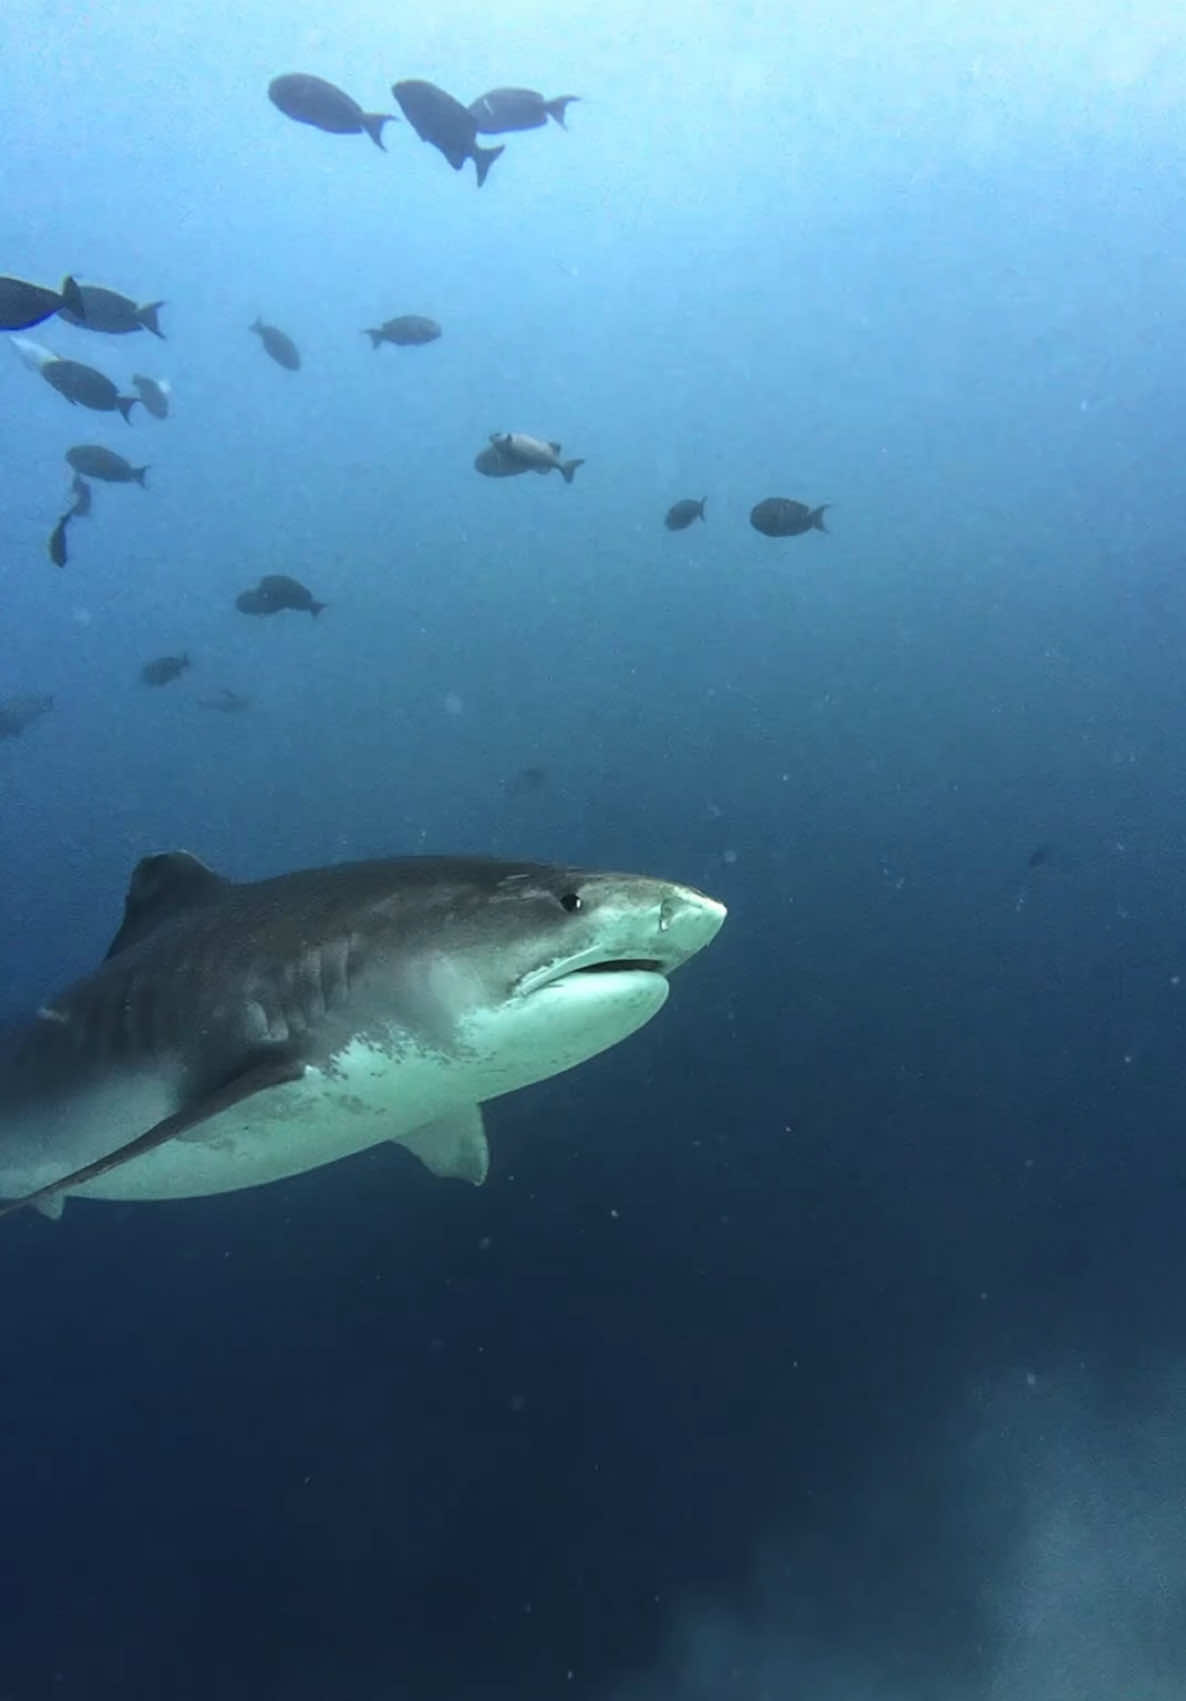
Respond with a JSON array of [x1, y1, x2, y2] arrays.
[[104, 850, 231, 959]]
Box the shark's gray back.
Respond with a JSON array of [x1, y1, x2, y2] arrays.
[[0, 853, 567, 1115]]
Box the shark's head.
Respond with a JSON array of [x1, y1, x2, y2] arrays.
[[345, 859, 727, 1097]]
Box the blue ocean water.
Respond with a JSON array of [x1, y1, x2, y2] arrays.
[[3, 1, 1186, 1695]]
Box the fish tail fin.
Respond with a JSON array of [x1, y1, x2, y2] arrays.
[[561, 458, 585, 485], [362, 112, 395, 149], [309, 600, 327, 617], [249, 317, 263, 333], [546, 96, 579, 127], [365, 328, 383, 349], [811, 504, 830, 532], [117, 395, 139, 423], [60, 275, 85, 319], [134, 466, 149, 487], [474, 143, 504, 187], [139, 301, 166, 338], [699, 497, 708, 521]]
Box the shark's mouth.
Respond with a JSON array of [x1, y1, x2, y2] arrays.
[[571, 958, 664, 976], [517, 955, 669, 997]]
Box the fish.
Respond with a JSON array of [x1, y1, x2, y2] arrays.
[[391, 79, 504, 186], [749, 498, 829, 538], [65, 445, 148, 486], [268, 73, 395, 149], [665, 497, 707, 531], [488, 432, 584, 483], [69, 474, 93, 516], [48, 513, 71, 567], [0, 274, 83, 332], [40, 358, 138, 421], [0, 851, 726, 1218], [474, 444, 531, 478], [197, 688, 252, 713], [364, 315, 442, 349], [468, 88, 579, 133], [0, 694, 53, 738], [249, 318, 301, 370], [504, 765, 549, 798], [140, 654, 190, 687], [58, 284, 166, 338], [131, 375, 171, 419], [235, 574, 325, 617]]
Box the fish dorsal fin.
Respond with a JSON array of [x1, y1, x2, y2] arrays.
[[396, 1105, 489, 1185], [104, 850, 231, 959], [0, 1053, 306, 1221], [549, 441, 562, 454]]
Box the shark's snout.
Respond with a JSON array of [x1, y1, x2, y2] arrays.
[[657, 883, 727, 969]]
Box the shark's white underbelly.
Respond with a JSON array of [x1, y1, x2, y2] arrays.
[[0, 972, 670, 1205]]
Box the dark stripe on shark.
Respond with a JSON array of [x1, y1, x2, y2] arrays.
[[0, 1052, 306, 1219]]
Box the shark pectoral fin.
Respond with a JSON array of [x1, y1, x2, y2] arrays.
[[396, 1106, 490, 1185], [0, 1054, 306, 1222], [32, 1194, 65, 1222]]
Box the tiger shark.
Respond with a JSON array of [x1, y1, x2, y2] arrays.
[[0, 851, 726, 1220]]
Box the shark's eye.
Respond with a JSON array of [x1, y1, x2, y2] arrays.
[[559, 891, 583, 913]]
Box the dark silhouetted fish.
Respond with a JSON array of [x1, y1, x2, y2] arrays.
[[469, 88, 578, 132], [250, 318, 301, 370], [474, 444, 529, 478], [235, 574, 325, 617], [48, 513, 70, 567], [40, 358, 138, 421], [65, 445, 148, 486], [141, 654, 190, 687], [0, 694, 53, 738], [0, 274, 83, 332], [749, 498, 829, 538], [391, 79, 504, 186], [665, 497, 707, 531], [489, 432, 583, 483], [58, 284, 165, 338], [364, 315, 441, 349], [198, 688, 252, 713], [131, 375, 170, 419], [504, 765, 549, 798], [69, 473, 94, 515], [268, 73, 395, 149]]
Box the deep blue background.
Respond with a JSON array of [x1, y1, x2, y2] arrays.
[[3, 2, 1186, 1696]]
